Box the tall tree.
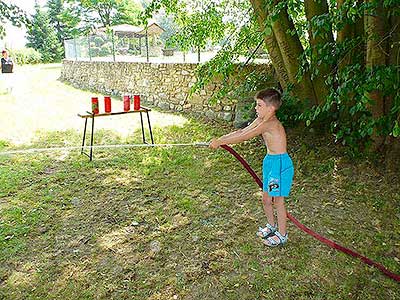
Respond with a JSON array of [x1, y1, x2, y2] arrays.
[[78, 0, 141, 28], [26, 3, 63, 62], [47, 0, 80, 43]]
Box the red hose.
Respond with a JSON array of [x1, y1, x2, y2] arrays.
[[221, 144, 400, 282]]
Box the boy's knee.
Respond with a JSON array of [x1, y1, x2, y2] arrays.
[[273, 197, 285, 207], [262, 193, 273, 205]]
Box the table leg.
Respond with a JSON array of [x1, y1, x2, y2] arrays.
[[146, 111, 154, 144], [81, 118, 88, 154], [90, 115, 95, 161], [139, 112, 146, 143]]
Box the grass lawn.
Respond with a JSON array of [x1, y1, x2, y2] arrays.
[[0, 64, 399, 299]]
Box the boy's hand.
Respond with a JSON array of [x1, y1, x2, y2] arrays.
[[209, 138, 221, 149]]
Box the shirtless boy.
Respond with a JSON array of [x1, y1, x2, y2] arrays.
[[209, 88, 294, 247]]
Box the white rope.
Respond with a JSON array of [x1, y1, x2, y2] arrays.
[[0, 142, 210, 156]]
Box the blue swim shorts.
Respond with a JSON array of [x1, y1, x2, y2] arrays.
[[263, 153, 294, 197]]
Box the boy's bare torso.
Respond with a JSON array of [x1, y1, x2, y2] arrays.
[[258, 117, 287, 154]]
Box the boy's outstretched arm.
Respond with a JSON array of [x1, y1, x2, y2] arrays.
[[213, 117, 261, 142], [210, 119, 267, 149]]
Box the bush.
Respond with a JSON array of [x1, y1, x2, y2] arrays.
[[89, 47, 100, 57], [93, 36, 105, 47], [99, 43, 112, 56], [10, 48, 42, 64]]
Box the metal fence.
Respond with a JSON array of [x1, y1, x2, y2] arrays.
[[64, 33, 219, 63]]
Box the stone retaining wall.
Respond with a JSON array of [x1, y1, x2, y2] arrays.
[[60, 60, 275, 121]]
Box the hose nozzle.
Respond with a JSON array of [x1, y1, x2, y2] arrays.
[[194, 142, 210, 147]]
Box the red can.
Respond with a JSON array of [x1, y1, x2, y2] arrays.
[[123, 95, 130, 112], [91, 97, 99, 114], [104, 96, 111, 113], [134, 94, 141, 110]]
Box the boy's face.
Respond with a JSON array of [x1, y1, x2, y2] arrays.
[[255, 99, 274, 119]]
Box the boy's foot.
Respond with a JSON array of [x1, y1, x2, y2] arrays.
[[263, 231, 288, 247], [256, 223, 277, 239]]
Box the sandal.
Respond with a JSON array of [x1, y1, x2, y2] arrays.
[[256, 223, 277, 239], [263, 231, 288, 247]]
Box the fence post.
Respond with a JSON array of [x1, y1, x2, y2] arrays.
[[145, 28, 149, 62], [73, 37, 77, 61], [111, 30, 116, 62], [88, 35, 92, 61], [197, 47, 200, 63]]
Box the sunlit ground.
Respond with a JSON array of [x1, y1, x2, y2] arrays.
[[0, 63, 188, 145]]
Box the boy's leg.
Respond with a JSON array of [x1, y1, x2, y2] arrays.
[[273, 196, 287, 235], [262, 192, 275, 226]]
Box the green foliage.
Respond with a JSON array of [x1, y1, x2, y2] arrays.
[[10, 48, 42, 65], [99, 42, 112, 56], [278, 89, 305, 128], [0, 1, 29, 38], [113, 0, 141, 25], [166, 2, 227, 52], [299, 64, 400, 156], [26, 4, 63, 63], [191, 12, 266, 100], [78, 0, 141, 27], [93, 35, 105, 46], [46, 0, 82, 43], [142, 0, 250, 52], [293, 2, 400, 156]]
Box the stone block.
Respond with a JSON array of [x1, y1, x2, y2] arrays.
[[220, 112, 233, 122], [191, 94, 203, 105], [158, 102, 170, 110], [234, 98, 256, 128], [205, 110, 215, 119]]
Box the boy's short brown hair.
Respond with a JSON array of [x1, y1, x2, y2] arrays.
[[255, 88, 282, 110]]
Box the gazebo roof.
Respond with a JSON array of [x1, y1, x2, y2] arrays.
[[97, 22, 165, 38]]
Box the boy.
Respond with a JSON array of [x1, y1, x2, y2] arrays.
[[209, 88, 294, 247], [1, 50, 13, 74], [1, 50, 14, 94]]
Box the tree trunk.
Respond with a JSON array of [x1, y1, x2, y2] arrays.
[[250, 0, 317, 104], [304, 0, 334, 104], [388, 15, 400, 66], [249, 0, 289, 89], [386, 14, 400, 116], [365, 0, 387, 119], [365, 0, 389, 148], [384, 14, 400, 162], [337, 0, 353, 43], [270, 0, 317, 104], [337, 0, 365, 70]]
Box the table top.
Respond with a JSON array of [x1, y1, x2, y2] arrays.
[[78, 106, 152, 118]]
